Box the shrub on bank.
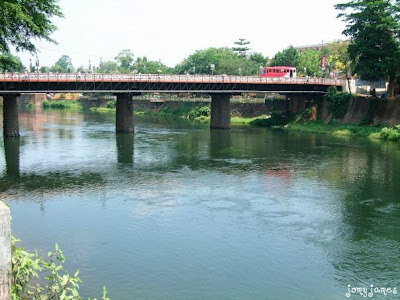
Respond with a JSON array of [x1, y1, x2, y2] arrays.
[[12, 236, 109, 299], [325, 86, 353, 120], [188, 106, 211, 118], [106, 100, 116, 109], [43, 100, 81, 109], [378, 125, 400, 141], [250, 112, 291, 127]]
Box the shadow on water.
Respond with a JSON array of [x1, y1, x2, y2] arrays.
[[116, 133, 134, 165], [4, 138, 20, 179]]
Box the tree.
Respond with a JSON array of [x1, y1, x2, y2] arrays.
[[325, 40, 351, 78], [0, 53, 24, 72], [269, 46, 299, 67], [51, 55, 74, 73], [0, 0, 63, 70], [232, 38, 251, 56], [249, 52, 268, 67], [96, 60, 118, 73], [39, 66, 50, 73], [174, 47, 261, 75], [115, 49, 135, 73], [134, 57, 172, 74], [297, 49, 323, 77], [336, 0, 400, 97]]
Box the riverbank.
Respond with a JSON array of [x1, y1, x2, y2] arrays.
[[37, 97, 400, 141], [284, 121, 400, 141]]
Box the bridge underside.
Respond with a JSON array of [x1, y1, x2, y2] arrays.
[[0, 81, 339, 94]]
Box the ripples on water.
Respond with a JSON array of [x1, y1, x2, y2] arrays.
[[1, 111, 400, 299]]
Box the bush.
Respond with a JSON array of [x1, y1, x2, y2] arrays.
[[43, 100, 81, 109], [293, 108, 313, 123], [359, 113, 373, 126], [11, 236, 109, 299], [188, 106, 211, 118], [106, 100, 116, 109], [379, 126, 400, 141], [325, 87, 353, 119], [250, 112, 291, 127]]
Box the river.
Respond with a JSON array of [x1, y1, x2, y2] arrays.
[[1, 109, 399, 299]]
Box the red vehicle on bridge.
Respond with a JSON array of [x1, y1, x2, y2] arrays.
[[260, 66, 297, 78]]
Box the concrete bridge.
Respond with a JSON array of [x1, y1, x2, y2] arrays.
[[0, 73, 345, 137]]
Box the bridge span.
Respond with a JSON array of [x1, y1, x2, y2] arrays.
[[0, 73, 345, 137]]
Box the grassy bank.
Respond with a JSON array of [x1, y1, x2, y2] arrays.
[[43, 100, 82, 110], [285, 121, 400, 141], [64, 98, 400, 141]]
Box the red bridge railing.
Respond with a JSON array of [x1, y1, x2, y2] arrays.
[[0, 73, 345, 86]]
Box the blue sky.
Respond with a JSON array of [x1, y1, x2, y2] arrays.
[[18, 0, 346, 69]]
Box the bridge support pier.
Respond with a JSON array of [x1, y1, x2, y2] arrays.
[[2, 94, 20, 138], [210, 93, 231, 129], [115, 93, 136, 133]]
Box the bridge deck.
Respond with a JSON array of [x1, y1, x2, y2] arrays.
[[0, 73, 345, 94]]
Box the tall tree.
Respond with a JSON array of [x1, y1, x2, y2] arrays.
[[269, 46, 299, 67], [0, 0, 63, 70], [297, 49, 323, 77], [174, 47, 260, 75], [51, 55, 74, 73], [115, 49, 135, 73], [336, 0, 400, 97], [232, 38, 251, 56], [96, 60, 118, 73]]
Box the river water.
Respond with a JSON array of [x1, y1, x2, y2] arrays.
[[1, 110, 399, 299]]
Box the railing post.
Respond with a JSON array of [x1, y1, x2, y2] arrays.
[[0, 201, 11, 299]]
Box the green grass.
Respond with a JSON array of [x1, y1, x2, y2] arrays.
[[231, 115, 269, 125], [285, 121, 400, 141], [43, 100, 82, 110], [90, 107, 115, 112]]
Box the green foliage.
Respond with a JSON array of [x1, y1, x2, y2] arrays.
[[335, 0, 400, 83], [11, 236, 109, 299], [0, 0, 63, 70], [297, 50, 323, 77], [133, 56, 172, 74], [325, 40, 351, 78], [187, 106, 211, 118], [250, 112, 291, 127], [325, 87, 353, 119], [249, 52, 268, 66], [51, 55, 74, 73], [114, 49, 135, 73], [174, 47, 262, 75], [359, 113, 373, 125], [269, 46, 299, 67], [232, 38, 251, 56], [293, 108, 313, 123], [43, 100, 81, 109], [96, 61, 118, 73], [379, 126, 400, 141], [0, 53, 25, 72], [106, 100, 116, 109]]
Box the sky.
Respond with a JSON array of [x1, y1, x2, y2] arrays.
[[17, 0, 347, 69]]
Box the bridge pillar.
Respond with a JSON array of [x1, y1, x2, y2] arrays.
[[210, 93, 231, 129], [2, 94, 20, 138], [116, 93, 135, 133]]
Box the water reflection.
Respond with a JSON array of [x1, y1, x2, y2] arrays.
[[116, 133, 134, 164], [4, 138, 20, 178], [1, 110, 400, 298]]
